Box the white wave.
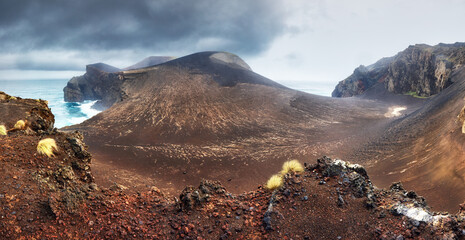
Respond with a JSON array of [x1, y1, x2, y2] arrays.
[[81, 100, 101, 118]]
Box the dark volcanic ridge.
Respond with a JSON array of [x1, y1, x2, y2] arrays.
[[1, 93, 465, 239]]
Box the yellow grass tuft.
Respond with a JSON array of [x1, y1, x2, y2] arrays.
[[37, 138, 58, 157], [14, 120, 26, 130], [0, 125, 6, 136], [266, 174, 283, 190], [280, 160, 304, 175]]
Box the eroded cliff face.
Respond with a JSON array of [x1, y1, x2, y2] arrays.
[[332, 43, 465, 97], [63, 64, 125, 110]]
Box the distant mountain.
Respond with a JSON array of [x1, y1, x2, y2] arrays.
[[123, 56, 176, 70], [88, 62, 121, 73], [332, 42, 465, 97]]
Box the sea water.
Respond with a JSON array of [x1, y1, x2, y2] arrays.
[[0, 79, 100, 128]]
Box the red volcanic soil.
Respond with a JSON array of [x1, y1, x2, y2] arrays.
[[2, 129, 463, 239], [2, 92, 465, 238]]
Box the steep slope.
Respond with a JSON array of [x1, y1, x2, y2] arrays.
[[63, 51, 422, 198], [333, 42, 465, 98]]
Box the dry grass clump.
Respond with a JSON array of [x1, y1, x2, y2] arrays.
[[14, 120, 26, 130], [266, 159, 305, 191], [0, 125, 6, 136], [266, 174, 283, 190], [37, 138, 58, 157], [280, 160, 304, 175]]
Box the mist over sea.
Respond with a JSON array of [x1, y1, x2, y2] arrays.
[[0, 79, 333, 128], [0, 79, 100, 128]]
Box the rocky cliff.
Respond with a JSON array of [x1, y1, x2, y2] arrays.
[[63, 63, 124, 110], [332, 42, 465, 97]]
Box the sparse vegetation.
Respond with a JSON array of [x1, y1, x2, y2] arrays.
[[14, 120, 26, 130], [404, 91, 429, 99], [266, 174, 283, 190], [266, 160, 305, 191], [280, 160, 304, 175], [0, 125, 6, 136], [37, 138, 58, 157]]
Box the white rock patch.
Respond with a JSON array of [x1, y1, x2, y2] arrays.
[[385, 106, 407, 118], [392, 203, 447, 225]]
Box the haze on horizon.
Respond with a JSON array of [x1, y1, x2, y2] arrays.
[[1, 0, 465, 96]]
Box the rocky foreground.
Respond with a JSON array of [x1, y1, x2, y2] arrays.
[[2, 92, 465, 239]]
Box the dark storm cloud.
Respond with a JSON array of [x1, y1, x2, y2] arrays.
[[0, 0, 288, 58]]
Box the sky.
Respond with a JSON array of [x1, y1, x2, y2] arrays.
[[1, 0, 465, 96]]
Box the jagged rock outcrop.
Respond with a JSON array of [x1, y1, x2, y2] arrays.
[[0, 91, 55, 132], [333, 42, 465, 97], [332, 57, 392, 97]]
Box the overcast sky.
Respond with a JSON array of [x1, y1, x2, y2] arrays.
[[1, 0, 465, 95]]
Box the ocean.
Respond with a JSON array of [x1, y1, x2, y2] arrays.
[[0, 79, 334, 129], [0, 79, 100, 128]]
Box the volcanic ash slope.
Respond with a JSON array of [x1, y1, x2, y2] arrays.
[[63, 51, 406, 195]]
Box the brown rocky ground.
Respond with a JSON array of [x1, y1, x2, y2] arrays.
[[3, 92, 465, 239]]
